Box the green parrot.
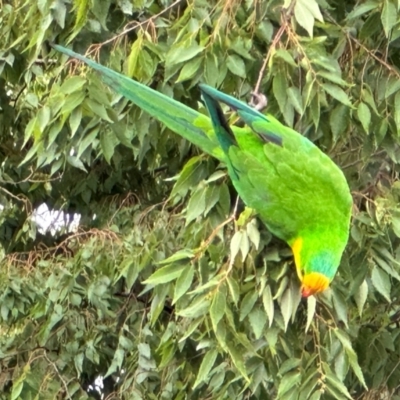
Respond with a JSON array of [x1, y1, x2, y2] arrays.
[[52, 44, 353, 297]]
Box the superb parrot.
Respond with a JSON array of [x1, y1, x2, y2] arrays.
[[52, 44, 352, 297]]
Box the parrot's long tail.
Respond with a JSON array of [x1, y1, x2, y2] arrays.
[[51, 44, 219, 157]]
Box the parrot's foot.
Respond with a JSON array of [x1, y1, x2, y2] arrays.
[[249, 91, 268, 111]]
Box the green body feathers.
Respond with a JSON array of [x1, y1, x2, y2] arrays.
[[53, 44, 353, 296]]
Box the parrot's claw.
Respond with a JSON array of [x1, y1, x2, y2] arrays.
[[249, 91, 268, 111]]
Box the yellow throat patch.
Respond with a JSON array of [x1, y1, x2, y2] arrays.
[[291, 237, 303, 280]]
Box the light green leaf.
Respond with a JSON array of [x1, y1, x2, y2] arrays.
[[305, 295, 316, 332], [248, 306, 267, 339], [325, 370, 352, 399], [322, 83, 352, 107], [287, 86, 303, 114], [330, 104, 349, 141], [346, 347, 368, 389], [334, 329, 368, 389], [294, 0, 323, 37], [280, 288, 293, 331], [226, 54, 246, 78], [371, 266, 391, 301], [177, 295, 210, 318], [67, 155, 87, 171], [176, 57, 203, 82], [262, 286, 274, 327], [226, 343, 249, 380], [193, 349, 218, 388], [210, 289, 226, 330], [354, 279, 368, 316], [231, 230, 249, 261], [143, 264, 187, 285], [127, 33, 143, 78], [381, 0, 397, 37], [159, 249, 194, 265], [173, 264, 194, 304], [394, 91, 400, 132], [346, 1, 379, 20], [166, 42, 204, 66], [332, 290, 348, 327], [317, 71, 350, 87], [277, 371, 301, 397], [227, 276, 240, 306], [186, 185, 207, 224], [273, 69, 287, 115], [357, 102, 371, 133], [240, 291, 258, 321], [60, 75, 86, 94], [100, 131, 117, 163]]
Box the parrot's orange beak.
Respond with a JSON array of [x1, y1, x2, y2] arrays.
[[301, 272, 330, 297]]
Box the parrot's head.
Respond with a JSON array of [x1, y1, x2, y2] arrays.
[[291, 237, 333, 298]]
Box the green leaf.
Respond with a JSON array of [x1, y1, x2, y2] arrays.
[[177, 295, 210, 318], [173, 264, 194, 304], [159, 249, 194, 265], [262, 286, 274, 327], [226, 343, 249, 380], [394, 91, 400, 131], [193, 348, 218, 388], [226, 54, 246, 78], [100, 131, 117, 163], [357, 102, 371, 133], [227, 276, 240, 306], [166, 42, 204, 66], [210, 289, 226, 330], [330, 104, 349, 141], [67, 155, 87, 171], [143, 264, 187, 285], [346, 1, 379, 20], [322, 83, 352, 107], [176, 57, 203, 82], [294, 0, 323, 37], [127, 33, 143, 79], [186, 185, 207, 224], [230, 230, 246, 261], [287, 86, 304, 114], [240, 291, 258, 321], [246, 219, 260, 249], [248, 306, 267, 339], [334, 329, 367, 389], [317, 71, 349, 87], [277, 371, 301, 397], [381, 0, 397, 37], [371, 265, 391, 301], [305, 295, 316, 332], [279, 288, 293, 331], [354, 279, 368, 316], [332, 290, 348, 327], [346, 347, 368, 389], [325, 370, 352, 399], [60, 75, 86, 94], [273, 69, 287, 115]]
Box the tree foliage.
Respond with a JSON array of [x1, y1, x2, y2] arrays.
[[1, 0, 400, 398]]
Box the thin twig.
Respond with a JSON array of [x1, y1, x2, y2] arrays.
[[89, 0, 183, 51], [253, 0, 296, 95]]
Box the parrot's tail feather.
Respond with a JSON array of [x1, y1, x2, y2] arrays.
[[199, 84, 283, 147], [52, 44, 219, 157]]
